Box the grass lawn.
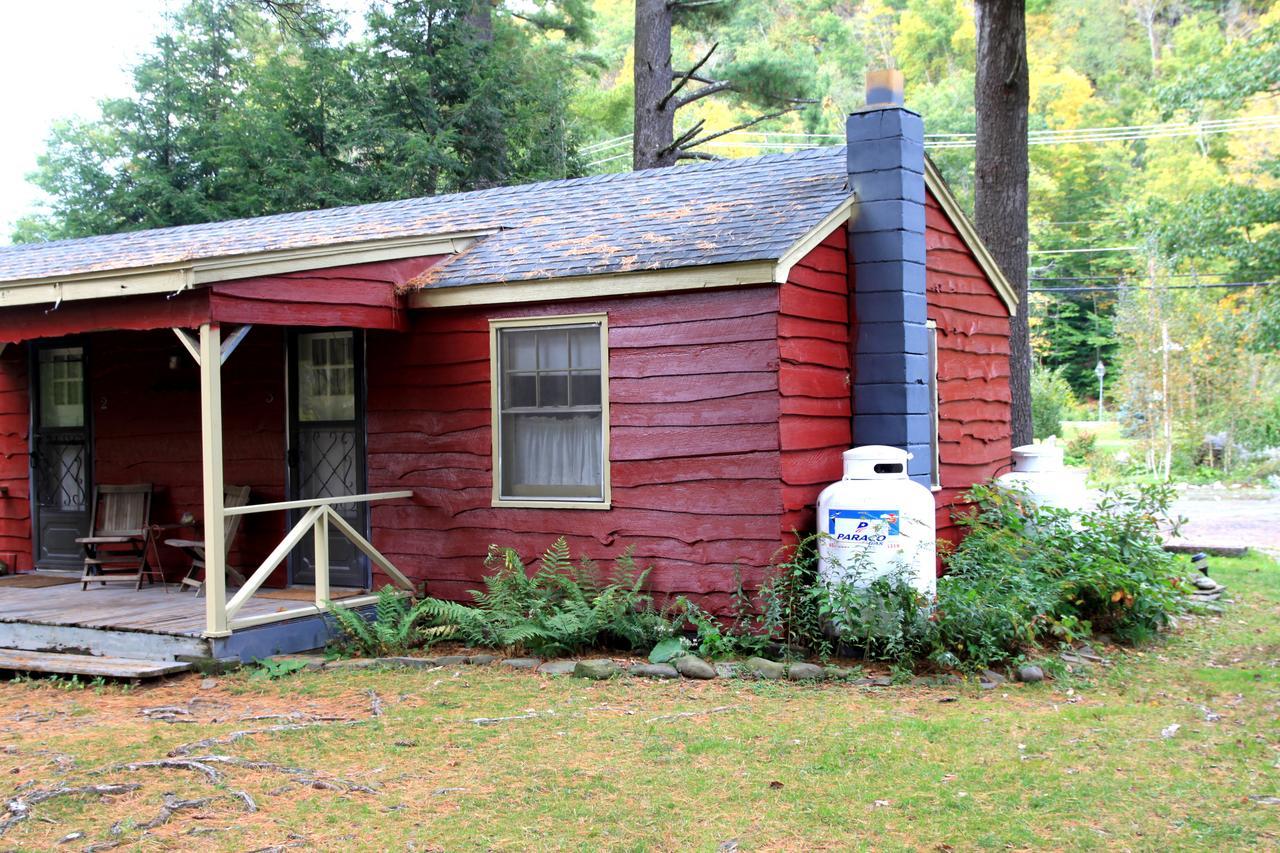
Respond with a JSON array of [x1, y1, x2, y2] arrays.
[[0, 554, 1276, 851], [1062, 419, 1131, 454]]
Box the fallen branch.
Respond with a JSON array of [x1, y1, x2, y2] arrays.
[[117, 757, 225, 784], [471, 711, 549, 726], [645, 705, 738, 723], [113, 794, 212, 836], [0, 784, 140, 836], [231, 789, 258, 812], [168, 720, 359, 756]]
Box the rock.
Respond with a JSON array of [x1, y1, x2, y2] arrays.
[[325, 657, 377, 670], [539, 660, 578, 676], [199, 678, 217, 690], [434, 655, 469, 666], [266, 655, 324, 671], [855, 676, 894, 687], [467, 654, 496, 666], [1194, 575, 1219, 590], [978, 680, 998, 690], [674, 655, 717, 680], [629, 663, 680, 679], [824, 666, 857, 680], [980, 669, 1006, 685], [743, 657, 786, 680], [1017, 665, 1045, 683], [573, 659, 622, 680], [501, 658, 541, 670], [787, 663, 825, 681], [379, 656, 439, 669]]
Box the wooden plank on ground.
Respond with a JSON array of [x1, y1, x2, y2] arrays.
[[0, 648, 192, 678]]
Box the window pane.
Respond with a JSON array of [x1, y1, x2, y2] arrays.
[[299, 332, 355, 422], [505, 373, 537, 408], [570, 373, 601, 407], [569, 328, 600, 369], [538, 331, 569, 370], [38, 348, 84, 428], [505, 331, 537, 370], [501, 412, 602, 498], [539, 373, 569, 407]]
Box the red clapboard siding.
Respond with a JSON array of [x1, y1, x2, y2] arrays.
[[777, 229, 852, 540], [0, 348, 31, 570], [89, 329, 289, 585], [364, 285, 786, 606], [208, 255, 444, 331], [0, 290, 213, 345], [925, 189, 1013, 545]]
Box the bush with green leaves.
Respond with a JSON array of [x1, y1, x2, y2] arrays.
[[934, 481, 1190, 669], [1032, 365, 1079, 439], [327, 585, 457, 657], [409, 538, 673, 657]]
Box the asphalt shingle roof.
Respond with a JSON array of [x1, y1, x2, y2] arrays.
[[0, 146, 851, 289]]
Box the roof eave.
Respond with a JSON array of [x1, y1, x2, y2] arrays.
[[922, 157, 1019, 316], [0, 230, 496, 310]]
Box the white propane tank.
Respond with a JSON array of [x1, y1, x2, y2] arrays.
[[816, 446, 937, 598], [996, 442, 1092, 513]]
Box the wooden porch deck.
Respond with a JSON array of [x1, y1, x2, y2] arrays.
[[0, 579, 365, 662]]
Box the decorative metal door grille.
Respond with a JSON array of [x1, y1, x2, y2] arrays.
[[35, 434, 87, 512], [298, 429, 358, 514]]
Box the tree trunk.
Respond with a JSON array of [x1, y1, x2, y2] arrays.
[[633, 0, 676, 169], [974, 0, 1031, 447]]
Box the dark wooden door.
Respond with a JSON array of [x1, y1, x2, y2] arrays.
[[288, 330, 368, 589], [31, 345, 92, 570]]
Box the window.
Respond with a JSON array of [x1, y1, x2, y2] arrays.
[[38, 347, 85, 428], [297, 331, 355, 422], [926, 320, 940, 490], [491, 315, 609, 507]]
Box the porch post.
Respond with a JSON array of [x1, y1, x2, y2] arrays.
[[199, 322, 229, 637]]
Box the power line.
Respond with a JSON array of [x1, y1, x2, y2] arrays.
[[1031, 272, 1229, 282], [1030, 281, 1274, 293], [584, 114, 1280, 168], [1029, 246, 1143, 255]]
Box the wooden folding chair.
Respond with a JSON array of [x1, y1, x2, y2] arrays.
[[78, 484, 156, 590], [166, 485, 252, 595]]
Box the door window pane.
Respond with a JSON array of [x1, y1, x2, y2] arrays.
[[38, 348, 84, 428], [298, 332, 355, 422], [496, 322, 605, 501]]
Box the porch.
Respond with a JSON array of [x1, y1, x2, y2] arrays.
[[0, 577, 368, 663], [0, 257, 434, 665]]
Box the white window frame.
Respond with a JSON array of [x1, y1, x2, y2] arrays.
[[489, 313, 611, 510], [926, 320, 941, 491]]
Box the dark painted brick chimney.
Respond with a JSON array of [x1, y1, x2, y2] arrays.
[[846, 74, 932, 487]]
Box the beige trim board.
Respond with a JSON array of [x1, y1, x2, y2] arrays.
[[0, 230, 494, 310], [923, 157, 1019, 315], [774, 194, 855, 283], [411, 261, 777, 309], [489, 312, 611, 510]]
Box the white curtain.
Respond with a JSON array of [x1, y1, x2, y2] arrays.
[[509, 414, 602, 490]]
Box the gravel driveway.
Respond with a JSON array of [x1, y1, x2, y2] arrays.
[[1164, 487, 1280, 555]]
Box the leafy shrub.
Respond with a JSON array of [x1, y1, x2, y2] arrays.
[[1064, 430, 1097, 466], [1032, 366, 1078, 439], [820, 574, 936, 668], [935, 481, 1189, 669], [411, 538, 672, 657], [327, 585, 457, 657]]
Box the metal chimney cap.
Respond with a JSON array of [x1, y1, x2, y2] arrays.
[[865, 69, 905, 108]]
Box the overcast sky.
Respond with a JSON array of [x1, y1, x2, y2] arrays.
[[0, 0, 176, 243]]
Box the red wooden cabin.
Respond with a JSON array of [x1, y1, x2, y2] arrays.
[[0, 106, 1013, 663]]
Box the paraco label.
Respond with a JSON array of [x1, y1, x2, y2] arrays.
[[828, 509, 900, 542]]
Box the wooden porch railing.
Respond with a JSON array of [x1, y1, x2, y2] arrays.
[[209, 491, 415, 633]]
